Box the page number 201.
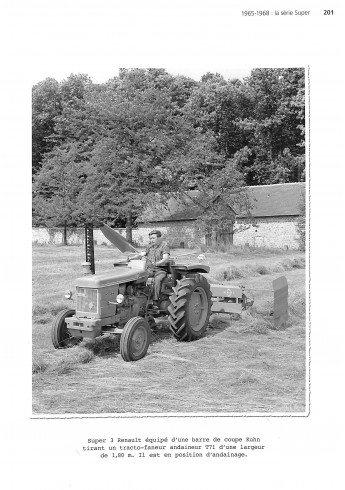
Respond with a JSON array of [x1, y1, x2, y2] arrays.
[[324, 10, 334, 14]]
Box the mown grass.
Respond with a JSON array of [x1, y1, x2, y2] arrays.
[[32, 245, 306, 414], [198, 241, 292, 255], [215, 256, 305, 282]]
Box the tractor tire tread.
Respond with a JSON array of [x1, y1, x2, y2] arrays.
[[168, 274, 211, 342], [51, 308, 78, 349], [120, 317, 151, 362]]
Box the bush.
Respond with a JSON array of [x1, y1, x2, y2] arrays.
[[296, 191, 306, 251], [218, 265, 246, 281], [255, 264, 270, 275]]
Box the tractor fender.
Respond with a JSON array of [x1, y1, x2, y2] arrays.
[[171, 264, 210, 274]]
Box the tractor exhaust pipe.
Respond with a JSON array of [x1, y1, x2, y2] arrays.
[[83, 223, 95, 274]]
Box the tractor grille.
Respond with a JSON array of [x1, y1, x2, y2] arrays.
[[76, 287, 98, 314]]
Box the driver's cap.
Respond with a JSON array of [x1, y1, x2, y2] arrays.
[[149, 229, 161, 237]]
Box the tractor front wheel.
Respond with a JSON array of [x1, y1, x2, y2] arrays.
[[120, 317, 151, 362], [51, 309, 81, 349], [168, 274, 212, 341]]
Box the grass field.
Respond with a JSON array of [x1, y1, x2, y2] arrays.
[[32, 244, 307, 415]]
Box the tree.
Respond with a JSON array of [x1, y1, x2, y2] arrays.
[[75, 69, 204, 242], [32, 78, 62, 174], [52, 73, 94, 148], [32, 144, 86, 244], [296, 190, 306, 250], [32, 67, 305, 245], [236, 68, 305, 184], [173, 160, 251, 244], [32, 74, 93, 175], [186, 73, 252, 158], [186, 68, 305, 185]]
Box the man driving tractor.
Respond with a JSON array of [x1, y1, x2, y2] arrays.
[[127, 229, 170, 308]]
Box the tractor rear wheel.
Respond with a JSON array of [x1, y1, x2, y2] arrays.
[[120, 317, 151, 362], [168, 274, 212, 341], [51, 309, 81, 349]]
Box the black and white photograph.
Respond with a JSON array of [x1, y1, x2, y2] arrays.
[[31, 67, 307, 415], [1, 1, 344, 489]]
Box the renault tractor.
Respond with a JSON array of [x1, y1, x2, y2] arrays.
[[51, 224, 288, 361]]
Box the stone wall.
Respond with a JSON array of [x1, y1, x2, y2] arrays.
[[138, 217, 300, 249], [233, 217, 300, 249], [32, 216, 301, 250], [32, 227, 84, 245], [32, 227, 149, 247], [137, 220, 199, 248]]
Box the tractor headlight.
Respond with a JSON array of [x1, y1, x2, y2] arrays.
[[64, 290, 73, 300], [116, 294, 125, 304]]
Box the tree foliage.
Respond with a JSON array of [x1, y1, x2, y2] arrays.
[[235, 68, 305, 184], [32, 78, 62, 174], [32, 68, 305, 238], [32, 74, 93, 174], [32, 144, 86, 226], [296, 190, 306, 251]]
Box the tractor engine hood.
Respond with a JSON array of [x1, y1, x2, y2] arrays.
[[76, 262, 148, 288]]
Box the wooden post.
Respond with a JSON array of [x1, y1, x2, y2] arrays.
[[63, 220, 67, 245], [126, 212, 133, 244], [85, 223, 95, 274]]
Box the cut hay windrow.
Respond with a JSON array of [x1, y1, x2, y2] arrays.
[[32, 346, 95, 375], [214, 257, 305, 282]]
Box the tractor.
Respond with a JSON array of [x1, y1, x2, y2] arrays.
[[51, 223, 288, 361]]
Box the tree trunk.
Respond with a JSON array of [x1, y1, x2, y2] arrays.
[[126, 213, 132, 244], [63, 221, 67, 245]]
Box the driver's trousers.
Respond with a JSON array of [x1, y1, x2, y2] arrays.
[[148, 269, 167, 301]]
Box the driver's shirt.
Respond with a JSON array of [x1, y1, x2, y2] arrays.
[[145, 240, 170, 273]]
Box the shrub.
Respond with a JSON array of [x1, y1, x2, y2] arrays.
[[291, 257, 305, 268], [219, 265, 246, 281], [296, 191, 306, 251], [255, 264, 270, 275]]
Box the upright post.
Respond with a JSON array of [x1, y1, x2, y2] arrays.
[[85, 223, 95, 274]]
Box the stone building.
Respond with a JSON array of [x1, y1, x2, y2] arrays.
[[32, 183, 306, 250], [136, 182, 306, 250]]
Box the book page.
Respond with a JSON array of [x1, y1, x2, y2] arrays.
[[1, 1, 343, 489]]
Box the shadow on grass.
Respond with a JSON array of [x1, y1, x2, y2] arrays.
[[149, 318, 234, 345], [82, 335, 121, 357]]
